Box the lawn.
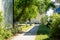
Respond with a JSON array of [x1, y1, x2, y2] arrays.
[[35, 24, 50, 40], [21, 25, 30, 32], [18, 24, 34, 32]]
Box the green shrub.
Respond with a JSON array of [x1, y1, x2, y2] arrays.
[[11, 28, 17, 35], [49, 14, 60, 38], [11, 27, 22, 35], [0, 11, 12, 39], [0, 26, 12, 39], [0, 35, 4, 40], [3, 29, 12, 39], [17, 27, 22, 33]]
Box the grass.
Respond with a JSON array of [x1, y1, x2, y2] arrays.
[[35, 24, 50, 40], [18, 24, 34, 32], [22, 25, 30, 32]]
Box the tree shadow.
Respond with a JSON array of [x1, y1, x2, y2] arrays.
[[37, 25, 50, 35], [35, 24, 50, 40], [38, 25, 60, 40], [24, 24, 39, 36], [44, 35, 60, 40]]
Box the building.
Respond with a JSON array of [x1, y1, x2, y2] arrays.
[[54, 7, 60, 13], [46, 0, 60, 16], [0, 0, 13, 28], [54, 0, 60, 13]]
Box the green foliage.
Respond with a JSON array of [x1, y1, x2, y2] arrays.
[[36, 14, 60, 40], [35, 0, 51, 13], [0, 35, 4, 40], [35, 24, 50, 40], [45, 2, 56, 11], [0, 26, 12, 39], [3, 30, 12, 39], [19, 5, 38, 22], [49, 14, 60, 38], [0, 11, 19, 39], [12, 27, 21, 34], [41, 15, 48, 25], [11, 28, 17, 35], [37, 24, 50, 34], [14, 0, 51, 22], [0, 12, 4, 26], [17, 27, 22, 33]]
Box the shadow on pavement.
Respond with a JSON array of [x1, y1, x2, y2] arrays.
[[24, 24, 39, 36]]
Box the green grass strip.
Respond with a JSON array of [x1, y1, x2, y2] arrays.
[[35, 24, 50, 40]]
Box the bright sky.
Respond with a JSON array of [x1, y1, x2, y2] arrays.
[[0, 0, 4, 16], [46, 0, 56, 17], [51, 0, 55, 2], [0, 0, 3, 11], [46, 8, 54, 17], [0, 0, 2, 10], [46, 8, 54, 21]]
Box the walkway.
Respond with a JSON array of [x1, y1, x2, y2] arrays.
[[11, 24, 39, 40]]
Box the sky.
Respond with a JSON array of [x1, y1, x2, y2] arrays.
[[0, 0, 2, 10], [0, 0, 3, 11], [46, 8, 54, 17], [51, 0, 55, 2]]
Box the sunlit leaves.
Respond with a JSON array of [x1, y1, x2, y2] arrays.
[[49, 14, 60, 38], [19, 5, 38, 22], [14, 0, 52, 22], [35, 0, 51, 13], [14, 8, 22, 19]]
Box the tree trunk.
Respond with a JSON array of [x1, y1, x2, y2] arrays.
[[26, 21, 28, 27], [15, 6, 26, 21], [13, 6, 26, 28], [29, 19, 32, 26]]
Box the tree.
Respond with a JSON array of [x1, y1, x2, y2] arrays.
[[35, 0, 51, 14], [14, 0, 55, 28], [14, 0, 38, 22], [14, 0, 52, 22], [14, 0, 39, 27]]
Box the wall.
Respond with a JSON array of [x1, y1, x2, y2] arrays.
[[55, 0, 60, 3], [0, 0, 13, 28]]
